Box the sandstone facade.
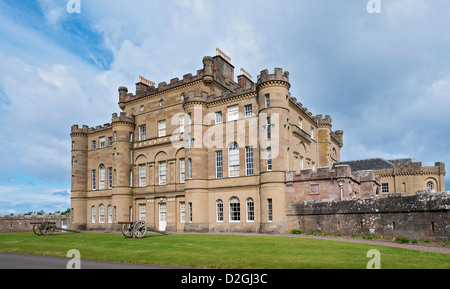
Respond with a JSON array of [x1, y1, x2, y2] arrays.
[[70, 50, 343, 233]]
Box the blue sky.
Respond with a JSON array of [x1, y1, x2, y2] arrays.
[[0, 0, 449, 215]]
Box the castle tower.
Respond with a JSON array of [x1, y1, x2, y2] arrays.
[[316, 114, 333, 168], [110, 109, 135, 225], [181, 67, 211, 232], [257, 68, 291, 233], [70, 125, 89, 230]]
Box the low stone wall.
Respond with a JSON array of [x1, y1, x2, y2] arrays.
[[0, 214, 70, 233], [286, 191, 449, 242]]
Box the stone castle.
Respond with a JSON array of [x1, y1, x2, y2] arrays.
[[69, 49, 446, 236]]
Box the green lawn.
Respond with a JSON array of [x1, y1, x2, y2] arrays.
[[0, 232, 448, 269]]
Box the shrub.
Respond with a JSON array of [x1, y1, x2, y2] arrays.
[[395, 237, 410, 243], [291, 229, 303, 235]]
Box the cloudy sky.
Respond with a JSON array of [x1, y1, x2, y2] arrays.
[[0, 0, 449, 215]]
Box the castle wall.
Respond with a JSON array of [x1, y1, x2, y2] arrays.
[[286, 192, 449, 242], [0, 214, 70, 233]]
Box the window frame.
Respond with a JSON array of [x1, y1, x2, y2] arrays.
[[246, 198, 254, 222], [216, 199, 224, 223], [227, 105, 239, 122], [216, 151, 223, 179], [139, 164, 146, 187], [245, 146, 254, 176], [228, 142, 240, 177], [158, 120, 166, 137], [159, 161, 167, 185], [229, 197, 241, 222]]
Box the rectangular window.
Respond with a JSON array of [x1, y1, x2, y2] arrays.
[[267, 117, 271, 139], [158, 120, 166, 137], [188, 159, 192, 179], [180, 158, 185, 183], [129, 170, 133, 187], [180, 202, 186, 223], [92, 140, 96, 150], [189, 203, 193, 223], [99, 137, 105, 148], [159, 161, 167, 185], [108, 137, 113, 147], [216, 151, 223, 179], [139, 164, 146, 187], [92, 170, 96, 190], [299, 156, 304, 170], [139, 204, 146, 221], [265, 94, 270, 108], [179, 115, 185, 133], [382, 183, 389, 194], [108, 167, 113, 189], [268, 199, 273, 222], [245, 146, 254, 176], [311, 127, 314, 140], [244, 104, 252, 118], [227, 105, 239, 122], [108, 206, 112, 223], [298, 117, 303, 129], [229, 144, 240, 177], [215, 111, 222, 124], [139, 125, 146, 141], [129, 132, 133, 142], [267, 147, 272, 171]]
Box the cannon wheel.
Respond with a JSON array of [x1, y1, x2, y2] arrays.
[[133, 221, 147, 239], [45, 222, 55, 235], [33, 224, 43, 236], [121, 223, 134, 239]]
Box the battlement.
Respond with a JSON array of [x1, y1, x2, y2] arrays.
[[316, 114, 332, 126], [257, 68, 290, 85], [289, 97, 315, 120], [112, 112, 135, 124], [88, 123, 112, 134], [71, 125, 89, 136]]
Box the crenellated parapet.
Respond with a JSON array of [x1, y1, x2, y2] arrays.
[[316, 114, 332, 127], [257, 68, 290, 90], [71, 125, 89, 137], [88, 123, 112, 134], [111, 112, 135, 127]]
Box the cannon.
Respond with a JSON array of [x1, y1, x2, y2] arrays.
[[31, 221, 80, 236], [118, 221, 168, 239]]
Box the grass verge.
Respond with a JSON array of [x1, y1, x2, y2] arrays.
[[0, 232, 448, 269]]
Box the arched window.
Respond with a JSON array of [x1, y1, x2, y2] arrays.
[[91, 206, 96, 224], [99, 164, 105, 190], [216, 200, 223, 222], [99, 204, 105, 223], [246, 198, 254, 222], [228, 142, 240, 177], [229, 197, 240, 222], [427, 181, 434, 191]]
